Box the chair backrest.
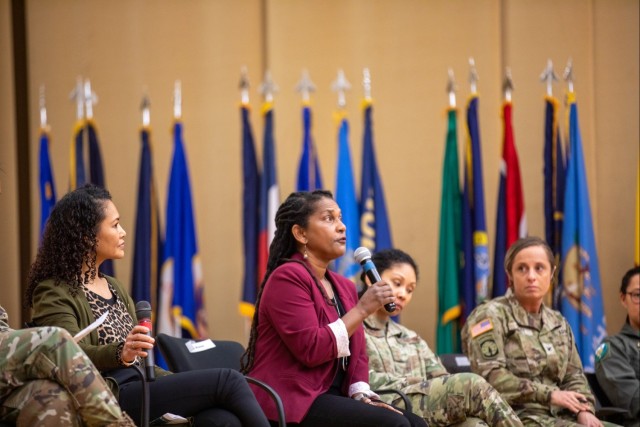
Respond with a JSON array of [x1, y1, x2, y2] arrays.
[[156, 333, 245, 373], [439, 353, 472, 374]]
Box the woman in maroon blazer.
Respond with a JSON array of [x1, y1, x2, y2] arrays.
[[242, 190, 426, 427]]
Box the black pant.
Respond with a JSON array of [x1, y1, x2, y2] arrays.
[[118, 368, 269, 427], [269, 393, 427, 427]]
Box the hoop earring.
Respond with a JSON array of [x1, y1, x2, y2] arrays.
[[303, 243, 309, 259]]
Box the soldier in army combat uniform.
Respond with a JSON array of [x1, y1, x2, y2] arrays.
[[0, 304, 135, 426], [363, 249, 523, 426], [462, 237, 617, 427], [595, 266, 640, 426]]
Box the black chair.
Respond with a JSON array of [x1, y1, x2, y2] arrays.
[[439, 353, 472, 373], [585, 372, 629, 423], [156, 333, 286, 427]]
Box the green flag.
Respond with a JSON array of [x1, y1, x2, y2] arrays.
[[437, 108, 462, 353]]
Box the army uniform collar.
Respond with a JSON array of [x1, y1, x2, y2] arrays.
[[364, 315, 403, 338], [506, 289, 563, 332]]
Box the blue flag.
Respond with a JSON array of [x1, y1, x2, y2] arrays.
[[239, 104, 260, 319], [560, 95, 607, 372], [333, 112, 360, 280], [543, 96, 566, 308], [296, 104, 324, 191], [158, 121, 208, 340], [131, 127, 163, 309], [460, 96, 489, 320], [38, 129, 57, 240], [360, 101, 392, 252]]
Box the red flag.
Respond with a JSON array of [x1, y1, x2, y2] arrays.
[[503, 102, 526, 247]]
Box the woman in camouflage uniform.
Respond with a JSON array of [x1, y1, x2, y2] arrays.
[[0, 305, 135, 426], [363, 248, 523, 427], [462, 236, 612, 427]]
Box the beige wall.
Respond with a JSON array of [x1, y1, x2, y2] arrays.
[[0, 0, 21, 329], [3, 0, 637, 345]]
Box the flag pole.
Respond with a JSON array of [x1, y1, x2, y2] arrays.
[[332, 69, 351, 110], [239, 66, 250, 105], [447, 68, 456, 109], [503, 67, 514, 102], [69, 76, 84, 121], [296, 69, 315, 103], [141, 93, 151, 127], [173, 80, 182, 120], [469, 57, 479, 95], [563, 58, 574, 95], [83, 78, 97, 120], [259, 70, 278, 103], [540, 59, 558, 97], [39, 85, 48, 129], [362, 68, 372, 103]]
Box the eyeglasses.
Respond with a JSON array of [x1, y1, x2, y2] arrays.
[[625, 292, 640, 303]]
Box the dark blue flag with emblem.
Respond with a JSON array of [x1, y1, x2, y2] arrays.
[[38, 128, 57, 240], [460, 95, 489, 321], [360, 99, 392, 252], [239, 103, 260, 319]]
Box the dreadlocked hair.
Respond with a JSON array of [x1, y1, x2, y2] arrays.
[[240, 189, 333, 373], [26, 184, 112, 307]]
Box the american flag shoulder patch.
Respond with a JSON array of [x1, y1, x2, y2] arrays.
[[470, 318, 493, 338]]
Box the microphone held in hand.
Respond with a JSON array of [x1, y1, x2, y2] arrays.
[[135, 300, 155, 381], [354, 247, 396, 313]]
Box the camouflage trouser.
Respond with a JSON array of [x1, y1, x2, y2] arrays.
[[518, 409, 622, 426], [0, 326, 135, 426], [394, 373, 523, 427]]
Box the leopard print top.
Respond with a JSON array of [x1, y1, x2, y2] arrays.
[[83, 281, 136, 349]]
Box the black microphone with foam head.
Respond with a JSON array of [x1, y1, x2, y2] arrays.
[[354, 247, 396, 313], [134, 300, 155, 381]]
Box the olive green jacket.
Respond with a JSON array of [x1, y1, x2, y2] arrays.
[[31, 276, 169, 395]]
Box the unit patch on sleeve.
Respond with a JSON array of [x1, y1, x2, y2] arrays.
[[480, 339, 499, 359]]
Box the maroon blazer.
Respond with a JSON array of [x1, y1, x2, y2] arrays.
[[248, 254, 369, 423]]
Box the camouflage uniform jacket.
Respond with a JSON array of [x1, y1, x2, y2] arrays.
[[364, 316, 448, 395], [461, 290, 595, 416], [595, 322, 640, 423], [0, 306, 10, 333]]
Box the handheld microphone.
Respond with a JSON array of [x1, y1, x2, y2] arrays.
[[354, 247, 396, 313], [134, 300, 155, 381]]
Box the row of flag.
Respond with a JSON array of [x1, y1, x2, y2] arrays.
[[37, 75, 638, 373], [239, 96, 393, 318], [38, 79, 395, 355], [435, 87, 620, 372]]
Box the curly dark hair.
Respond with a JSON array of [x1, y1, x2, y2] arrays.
[[26, 184, 112, 306], [240, 189, 333, 373]]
